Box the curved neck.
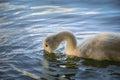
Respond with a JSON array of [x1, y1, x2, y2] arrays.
[[55, 31, 77, 55]]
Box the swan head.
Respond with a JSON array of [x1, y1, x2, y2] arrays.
[[43, 34, 60, 53]]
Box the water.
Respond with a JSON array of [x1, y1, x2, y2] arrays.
[[0, 0, 120, 80]]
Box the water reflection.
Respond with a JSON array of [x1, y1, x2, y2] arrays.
[[43, 53, 78, 80], [42, 52, 120, 80]]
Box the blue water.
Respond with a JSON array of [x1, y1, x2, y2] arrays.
[[0, 0, 120, 80]]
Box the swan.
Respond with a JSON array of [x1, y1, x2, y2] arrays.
[[43, 31, 120, 61]]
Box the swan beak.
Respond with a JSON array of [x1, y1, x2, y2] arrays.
[[43, 50, 53, 54], [43, 50, 49, 54]]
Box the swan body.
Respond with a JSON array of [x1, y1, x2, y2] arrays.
[[43, 31, 120, 61]]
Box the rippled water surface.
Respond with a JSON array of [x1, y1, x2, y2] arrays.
[[0, 0, 120, 80]]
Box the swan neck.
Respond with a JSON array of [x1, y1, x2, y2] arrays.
[[56, 31, 77, 54]]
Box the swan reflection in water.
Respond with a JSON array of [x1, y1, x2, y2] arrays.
[[42, 50, 120, 79]]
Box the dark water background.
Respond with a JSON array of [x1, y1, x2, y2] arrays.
[[0, 0, 120, 80]]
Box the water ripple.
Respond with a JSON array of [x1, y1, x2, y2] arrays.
[[0, 0, 120, 80]]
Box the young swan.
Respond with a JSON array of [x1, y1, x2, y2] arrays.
[[43, 31, 120, 61]]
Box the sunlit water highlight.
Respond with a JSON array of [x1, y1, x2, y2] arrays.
[[0, 0, 120, 80]]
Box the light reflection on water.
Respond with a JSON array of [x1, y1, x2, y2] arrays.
[[0, 0, 120, 80]]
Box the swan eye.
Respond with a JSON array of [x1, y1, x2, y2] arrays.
[[46, 44, 48, 47]]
